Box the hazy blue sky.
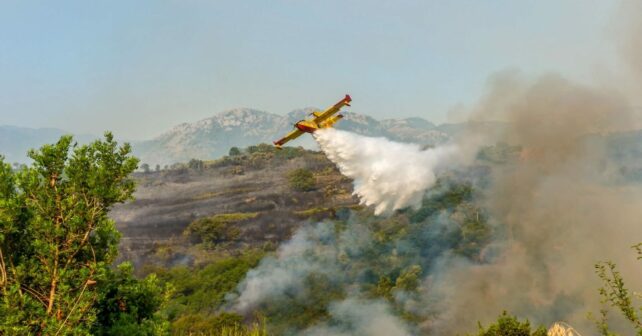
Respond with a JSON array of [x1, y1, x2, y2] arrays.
[[0, 1, 620, 139]]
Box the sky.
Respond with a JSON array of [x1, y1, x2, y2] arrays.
[[0, 0, 620, 140]]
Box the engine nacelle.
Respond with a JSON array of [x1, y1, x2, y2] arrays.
[[295, 120, 319, 133], [319, 114, 344, 128]]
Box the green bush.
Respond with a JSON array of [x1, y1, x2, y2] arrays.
[[275, 147, 305, 160], [92, 262, 169, 335], [472, 311, 546, 336], [184, 213, 258, 244], [229, 147, 242, 156], [153, 252, 265, 334], [287, 168, 316, 191], [188, 159, 205, 171]]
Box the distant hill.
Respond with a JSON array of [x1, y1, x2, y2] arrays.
[[0, 109, 503, 166], [131, 108, 476, 165], [0, 126, 97, 164]]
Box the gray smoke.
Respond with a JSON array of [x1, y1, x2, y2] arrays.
[[229, 2, 642, 334], [303, 298, 412, 336], [230, 221, 413, 335], [425, 71, 642, 334]]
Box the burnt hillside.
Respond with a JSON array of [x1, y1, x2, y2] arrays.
[[110, 145, 359, 269]]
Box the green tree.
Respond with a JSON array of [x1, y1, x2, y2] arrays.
[[229, 147, 242, 156], [590, 244, 642, 335], [374, 276, 394, 301], [184, 213, 258, 245], [247, 145, 259, 154], [394, 265, 422, 292], [92, 262, 169, 335], [152, 251, 265, 334], [287, 168, 316, 192], [472, 311, 547, 336], [0, 133, 147, 335], [188, 159, 204, 171], [141, 163, 150, 173]]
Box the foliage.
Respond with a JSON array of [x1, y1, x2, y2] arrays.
[[0, 133, 149, 335], [294, 207, 333, 217], [453, 207, 492, 259], [472, 311, 547, 336], [394, 265, 422, 292], [591, 244, 642, 335], [153, 251, 264, 334], [189, 159, 205, 171], [410, 180, 474, 223], [141, 163, 151, 173], [274, 147, 305, 160], [171, 312, 243, 335], [287, 168, 316, 192], [229, 147, 242, 156], [254, 178, 492, 333], [373, 276, 394, 301], [219, 320, 268, 336], [477, 142, 522, 164], [257, 272, 344, 335], [92, 262, 169, 335], [184, 213, 259, 245], [246, 143, 275, 155]]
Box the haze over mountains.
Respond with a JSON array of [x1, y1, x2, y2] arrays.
[[1, 108, 496, 165], [0, 126, 96, 164], [133, 108, 468, 166], [5, 107, 642, 172]]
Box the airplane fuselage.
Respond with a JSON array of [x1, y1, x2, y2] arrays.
[[294, 114, 344, 133]]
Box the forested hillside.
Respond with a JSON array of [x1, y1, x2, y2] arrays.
[[4, 136, 641, 335], [108, 143, 510, 334]]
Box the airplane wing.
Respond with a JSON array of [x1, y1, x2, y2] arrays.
[[312, 94, 352, 123], [273, 128, 304, 148]]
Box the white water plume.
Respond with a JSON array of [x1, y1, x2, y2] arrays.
[[314, 128, 459, 215]]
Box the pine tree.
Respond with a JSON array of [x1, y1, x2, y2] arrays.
[[0, 133, 141, 335]]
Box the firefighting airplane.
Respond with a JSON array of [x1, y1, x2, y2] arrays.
[[273, 94, 352, 148]]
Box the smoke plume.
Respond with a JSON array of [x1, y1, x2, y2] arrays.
[[230, 2, 642, 334], [314, 128, 460, 215], [426, 5, 642, 328], [230, 221, 413, 335], [425, 71, 642, 334], [231, 222, 349, 313], [303, 298, 412, 336]]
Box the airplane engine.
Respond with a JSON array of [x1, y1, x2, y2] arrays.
[[295, 120, 318, 133], [320, 114, 344, 128]]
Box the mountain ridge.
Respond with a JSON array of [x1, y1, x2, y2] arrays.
[[1, 109, 500, 165], [133, 108, 458, 165]]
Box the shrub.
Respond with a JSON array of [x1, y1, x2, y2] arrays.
[[184, 213, 259, 244], [287, 168, 316, 191], [472, 311, 547, 336], [188, 159, 204, 171]]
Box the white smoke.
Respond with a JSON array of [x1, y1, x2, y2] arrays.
[[314, 128, 460, 215], [230, 223, 341, 312], [229, 221, 413, 335], [302, 298, 412, 336]]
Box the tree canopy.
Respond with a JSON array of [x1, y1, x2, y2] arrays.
[[0, 133, 167, 335]]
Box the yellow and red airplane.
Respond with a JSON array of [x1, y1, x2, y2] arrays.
[[273, 94, 352, 148]]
